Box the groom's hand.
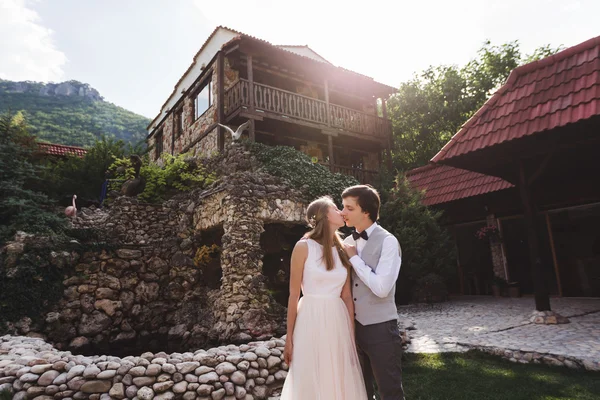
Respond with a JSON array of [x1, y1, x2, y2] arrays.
[[344, 243, 358, 258]]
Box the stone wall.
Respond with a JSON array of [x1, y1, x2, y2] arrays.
[[0, 335, 288, 399], [2, 144, 308, 354]]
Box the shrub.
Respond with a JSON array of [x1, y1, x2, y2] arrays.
[[249, 142, 358, 205], [379, 174, 456, 301], [108, 153, 216, 203]]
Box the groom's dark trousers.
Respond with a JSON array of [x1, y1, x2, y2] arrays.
[[356, 319, 405, 400]]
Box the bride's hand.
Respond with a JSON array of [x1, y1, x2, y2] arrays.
[[283, 339, 293, 365]]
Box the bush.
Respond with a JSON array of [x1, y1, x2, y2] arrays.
[[413, 273, 449, 303], [249, 142, 358, 205], [0, 112, 66, 244], [38, 136, 136, 204], [379, 174, 456, 301], [108, 153, 216, 203]]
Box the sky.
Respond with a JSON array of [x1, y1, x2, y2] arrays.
[[1, 0, 599, 119]]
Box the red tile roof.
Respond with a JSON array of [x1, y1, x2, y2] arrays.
[[432, 36, 600, 163], [37, 142, 87, 158], [405, 163, 513, 206]]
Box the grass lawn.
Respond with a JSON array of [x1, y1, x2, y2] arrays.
[[402, 351, 600, 400]]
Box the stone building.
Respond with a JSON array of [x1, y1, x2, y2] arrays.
[[146, 26, 395, 183]]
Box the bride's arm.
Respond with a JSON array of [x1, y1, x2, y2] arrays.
[[340, 273, 355, 334], [283, 240, 307, 365]]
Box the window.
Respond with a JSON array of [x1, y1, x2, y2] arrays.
[[194, 77, 212, 120], [175, 107, 184, 138], [155, 129, 163, 159]]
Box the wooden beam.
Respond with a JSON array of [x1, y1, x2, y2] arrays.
[[381, 98, 392, 170], [452, 228, 465, 295], [496, 218, 511, 281], [217, 52, 225, 151], [247, 55, 255, 111], [328, 135, 334, 168], [518, 160, 551, 311], [545, 212, 563, 297], [324, 79, 331, 126]]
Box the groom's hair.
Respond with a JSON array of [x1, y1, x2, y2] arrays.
[[342, 184, 380, 222]]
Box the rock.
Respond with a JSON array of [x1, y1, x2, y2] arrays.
[[95, 288, 118, 300], [153, 380, 174, 392], [197, 384, 214, 395], [78, 312, 111, 336], [135, 281, 160, 303], [81, 380, 112, 393], [52, 372, 68, 385], [230, 371, 246, 385], [215, 362, 236, 375], [30, 364, 53, 374], [117, 249, 142, 259], [129, 366, 146, 377], [137, 386, 154, 400], [253, 385, 268, 398], [38, 370, 60, 386], [146, 364, 162, 376], [109, 382, 125, 399], [162, 363, 176, 374], [177, 362, 199, 374], [69, 337, 90, 350], [173, 380, 188, 393], [254, 347, 270, 358], [211, 388, 226, 400], [266, 356, 281, 369], [19, 373, 39, 382], [195, 366, 214, 375], [126, 384, 139, 398], [94, 299, 122, 316], [96, 369, 116, 379], [132, 376, 156, 387], [274, 370, 287, 380], [198, 372, 219, 384], [83, 364, 101, 378], [234, 385, 246, 399]]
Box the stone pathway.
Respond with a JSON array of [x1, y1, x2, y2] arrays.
[[398, 296, 600, 369]]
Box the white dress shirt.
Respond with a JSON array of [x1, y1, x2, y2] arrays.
[[350, 223, 402, 298]]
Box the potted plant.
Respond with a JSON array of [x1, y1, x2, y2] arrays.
[[508, 281, 520, 298], [475, 224, 501, 243], [491, 275, 507, 297]]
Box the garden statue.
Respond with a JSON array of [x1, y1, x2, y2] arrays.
[[121, 155, 146, 197]]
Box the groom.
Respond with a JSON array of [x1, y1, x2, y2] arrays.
[[341, 184, 405, 400]]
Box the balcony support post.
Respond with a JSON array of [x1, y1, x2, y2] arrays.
[[247, 54, 256, 141], [324, 79, 331, 127], [381, 97, 392, 170], [328, 135, 334, 170]]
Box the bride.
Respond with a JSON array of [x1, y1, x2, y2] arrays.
[[280, 196, 367, 400]]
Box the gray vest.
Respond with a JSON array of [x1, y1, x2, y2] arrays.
[[345, 225, 400, 325]]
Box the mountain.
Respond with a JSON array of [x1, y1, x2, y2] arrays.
[[0, 79, 150, 147]]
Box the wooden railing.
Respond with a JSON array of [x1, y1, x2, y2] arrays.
[[328, 164, 378, 184], [224, 79, 391, 139]]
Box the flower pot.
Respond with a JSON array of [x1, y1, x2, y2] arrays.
[[508, 284, 520, 298], [492, 284, 502, 298]]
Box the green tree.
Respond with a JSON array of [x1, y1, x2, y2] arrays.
[[388, 40, 564, 172], [0, 112, 66, 244], [39, 136, 138, 203], [379, 175, 456, 302]]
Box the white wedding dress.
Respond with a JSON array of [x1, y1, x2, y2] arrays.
[[281, 238, 368, 400]]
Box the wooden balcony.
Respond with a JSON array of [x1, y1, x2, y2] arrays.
[[329, 164, 378, 184], [224, 79, 391, 140]]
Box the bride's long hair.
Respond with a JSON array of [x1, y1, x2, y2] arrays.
[[305, 196, 352, 271]]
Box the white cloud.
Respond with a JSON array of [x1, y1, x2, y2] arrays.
[[0, 0, 66, 82]]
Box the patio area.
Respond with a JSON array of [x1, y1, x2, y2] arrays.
[[398, 296, 600, 370]]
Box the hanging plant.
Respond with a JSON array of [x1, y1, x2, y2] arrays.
[[475, 224, 501, 242]]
